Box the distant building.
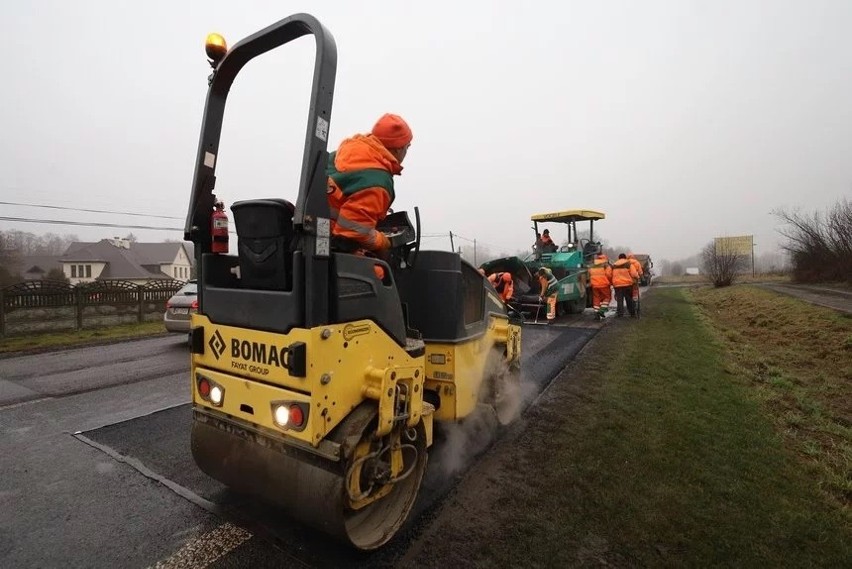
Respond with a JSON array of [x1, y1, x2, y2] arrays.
[[685, 267, 700, 275], [59, 238, 193, 285], [21, 255, 63, 280]]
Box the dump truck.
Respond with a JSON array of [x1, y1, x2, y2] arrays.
[[183, 14, 522, 551]]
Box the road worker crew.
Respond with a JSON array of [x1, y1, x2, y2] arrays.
[[487, 272, 515, 303], [612, 253, 639, 317], [327, 113, 413, 257], [536, 267, 559, 322], [588, 253, 612, 320], [627, 253, 643, 301]]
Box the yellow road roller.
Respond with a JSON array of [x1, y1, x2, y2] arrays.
[[183, 13, 522, 550]]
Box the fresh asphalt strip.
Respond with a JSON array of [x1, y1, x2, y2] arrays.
[[76, 325, 597, 568]]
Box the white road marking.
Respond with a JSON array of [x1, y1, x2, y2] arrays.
[[148, 522, 252, 569]]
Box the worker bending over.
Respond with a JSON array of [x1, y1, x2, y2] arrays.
[[487, 271, 515, 303]]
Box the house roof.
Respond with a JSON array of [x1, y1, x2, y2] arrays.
[[60, 240, 191, 280], [21, 255, 62, 275]]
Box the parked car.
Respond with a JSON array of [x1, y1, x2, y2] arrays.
[[164, 280, 197, 333]]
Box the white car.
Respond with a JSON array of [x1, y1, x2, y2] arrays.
[[163, 280, 197, 333]]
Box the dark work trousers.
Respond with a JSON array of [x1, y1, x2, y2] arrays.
[[614, 286, 635, 316]]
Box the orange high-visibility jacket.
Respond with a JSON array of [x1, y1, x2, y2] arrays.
[[611, 258, 639, 287], [327, 134, 402, 252], [588, 256, 612, 288], [488, 272, 514, 302], [628, 255, 643, 277]]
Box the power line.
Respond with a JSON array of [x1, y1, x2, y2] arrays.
[[0, 200, 183, 220], [0, 216, 183, 232]]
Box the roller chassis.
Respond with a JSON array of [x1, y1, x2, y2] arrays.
[[183, 13, 522, 551]]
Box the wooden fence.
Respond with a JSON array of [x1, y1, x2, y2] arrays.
[[0, 279, 186, 338]]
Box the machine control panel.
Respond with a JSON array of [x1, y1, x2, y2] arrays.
[[377, 211, 417, 249]]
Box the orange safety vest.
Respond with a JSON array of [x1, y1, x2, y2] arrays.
[[489, 272, 514, 301], [611, 259, 638, 287], [628, 256, 643, 277], [327, 134, 402, 252], [588, 257, 612, 288]]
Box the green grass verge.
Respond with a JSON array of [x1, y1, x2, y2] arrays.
[[0, 321, 170, 354], [691, 285, 851, 514], [414, 286, 850, 567]]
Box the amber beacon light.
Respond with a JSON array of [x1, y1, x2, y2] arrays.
[[205, 33, 228, 66]]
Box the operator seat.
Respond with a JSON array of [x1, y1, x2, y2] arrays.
[[231, 198, 296, 290]]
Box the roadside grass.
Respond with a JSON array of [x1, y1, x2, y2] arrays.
[[691, 285, 852, 513], [413, 286, 850, 567], [0, 321, 169, 355], [655, 273, 790, 286]]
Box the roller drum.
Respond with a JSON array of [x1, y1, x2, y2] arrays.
[[191, 408, 428, 550]]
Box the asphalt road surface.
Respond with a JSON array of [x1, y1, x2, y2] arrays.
[[759, 283, 852, 314], [13, 281, 844, 568], [0, 317, 600, 568]]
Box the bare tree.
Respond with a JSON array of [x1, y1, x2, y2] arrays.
[[702, 240, 748, 287], [0, 231, 23, 285], [773, 198, 852, 283]]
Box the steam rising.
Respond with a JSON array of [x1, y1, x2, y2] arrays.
[[431, 352, 539, 478]]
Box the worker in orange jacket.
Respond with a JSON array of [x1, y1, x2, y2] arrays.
[[539, 229, 557, 253], [627, 253, 643, 301], [327, 114, 413, 257], [588, 253, 612, 320], [612, 253, 639, 317], [487, 272, 515, 303]]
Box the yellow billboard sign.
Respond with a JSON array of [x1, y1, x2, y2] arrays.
[[715, 235, 753, 256]]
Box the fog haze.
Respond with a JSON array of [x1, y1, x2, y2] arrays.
[[2, 0, 850, 263]]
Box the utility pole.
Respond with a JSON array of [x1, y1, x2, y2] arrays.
[[474, 239, 477, 265], [752, 241, 756, 278], [449, 231, 455, 252]]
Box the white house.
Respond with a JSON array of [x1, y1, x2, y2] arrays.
[[60, 238, 193, 285]]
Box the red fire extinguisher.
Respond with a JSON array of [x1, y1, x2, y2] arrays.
[[211, 200, 229, 254]]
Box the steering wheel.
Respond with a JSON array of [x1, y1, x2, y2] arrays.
[[378, 207, 420, 270]]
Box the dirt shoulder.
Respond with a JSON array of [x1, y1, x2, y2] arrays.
[[398, 325, 620, 567]]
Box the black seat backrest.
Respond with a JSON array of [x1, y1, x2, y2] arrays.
[[231, 199, 295, 290], [583, 241, 601, 264]]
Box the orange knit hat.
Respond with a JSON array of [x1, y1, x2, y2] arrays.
[[371, 113, 413, 149]]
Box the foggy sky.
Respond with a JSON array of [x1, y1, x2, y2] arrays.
[[1, 0, 850, 262]]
